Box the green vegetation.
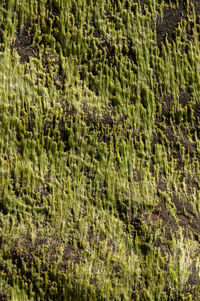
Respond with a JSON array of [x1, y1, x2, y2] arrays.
[[1, 0, 200, 299]]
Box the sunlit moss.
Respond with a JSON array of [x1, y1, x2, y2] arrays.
[[1, 0, 200, 299]]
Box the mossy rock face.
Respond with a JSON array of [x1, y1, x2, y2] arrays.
[[2, 0, 200, 300]]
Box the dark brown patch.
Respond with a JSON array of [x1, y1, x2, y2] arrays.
[[151, 125, 185, 171], [157, 177, 167, 191], [10, 231, 82, 278], [83, 104, 114, 128], [58, 244, 81, 270], [179, 132, 196, 154], [4, 229, 83, 301], [148, 173, 200, 240], [156, 2, 187, 47], [87, 228, 107, 251], [12, 27, 38, 63], [179, 90, 192, 107], [159, 90, 192, 123], [0, 291, 9, 301], [153, 90, 196, 171], [132, 0, 149, 13], [172, 194, 200, 236], [45, 0, 60, 18], [153, 198, 178, 234], [193, 102, 200, 123], [159, 94, 172, 123], [58, 103, 116, 152], [156, 1, 200, 48], [187, 263, 200, 288]]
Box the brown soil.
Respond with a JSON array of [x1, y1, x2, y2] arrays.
[[157, 0, 200, 47], [7, 230, 82, 300], [12, 27, 38, 63], [151, 88, 200, 230], [156, 2, 187, 47]]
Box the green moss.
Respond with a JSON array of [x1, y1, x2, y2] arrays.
[[1, 0, 200, 299]]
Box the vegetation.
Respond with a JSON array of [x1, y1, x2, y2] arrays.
[[1, 0, 200, 299]]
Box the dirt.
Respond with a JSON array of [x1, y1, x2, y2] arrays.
[[155, 191, 200, 238], [154, 90, 196, 166], [156, 0, 200, 47], [12, 27, 38, 63], [156, 2, 187, 47], [151, 88, 200, 237], [9, 231, 81, 287], [10, 1, 200, 65]]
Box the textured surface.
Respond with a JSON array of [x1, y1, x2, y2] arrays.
[[1, 0, 200, 300]]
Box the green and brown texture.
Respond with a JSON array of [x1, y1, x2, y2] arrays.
[[1, 0, 200, 300]]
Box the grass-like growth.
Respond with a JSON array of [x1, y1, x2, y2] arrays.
[[1, 0, 200, 300]]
